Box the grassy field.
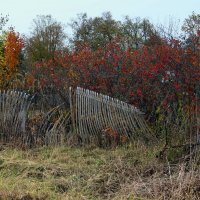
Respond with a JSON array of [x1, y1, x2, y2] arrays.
[[0, 143, 199, 200]]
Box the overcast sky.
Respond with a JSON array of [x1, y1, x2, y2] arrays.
[[0, 0, 199, 35]]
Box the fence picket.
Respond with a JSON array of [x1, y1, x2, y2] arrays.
[[0, 90, 32, 143], [73, 87, 151, 143]]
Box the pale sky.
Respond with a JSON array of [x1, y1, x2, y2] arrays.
[[0, 0, 199, 35]]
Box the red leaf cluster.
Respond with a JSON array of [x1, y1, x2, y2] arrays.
[[28, 38, 200, 116]]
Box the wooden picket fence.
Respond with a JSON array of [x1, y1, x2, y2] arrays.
[[0, 88, 152, 147], [0, 90, 32, 143], [70, 87, 151, 145], [0, 90, 70, 146]]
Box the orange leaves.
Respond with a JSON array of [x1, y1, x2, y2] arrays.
[[102, 127, 127, 146], [0, 30, 23, 88], [4, 31, 23, 77], [25, 73, 35, 87]]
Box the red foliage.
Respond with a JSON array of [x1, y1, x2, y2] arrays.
[[28, 38, 200, 117]]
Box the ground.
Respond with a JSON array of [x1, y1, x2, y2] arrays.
[[0, 143, 199, 200]]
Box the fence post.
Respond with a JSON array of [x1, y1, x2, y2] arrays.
[[69, 87, 76, 135]]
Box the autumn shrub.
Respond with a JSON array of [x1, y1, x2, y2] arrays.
[[27, 37, 200, 120], [0, 30, 23, 89]]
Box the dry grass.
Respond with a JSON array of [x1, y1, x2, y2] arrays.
[[0, 143, 199, 199], [114, 164, 200, 200]]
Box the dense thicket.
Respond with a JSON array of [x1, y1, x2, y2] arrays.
[[0, 12, 200, 145]]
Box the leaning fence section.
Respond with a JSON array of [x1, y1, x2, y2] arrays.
[[72, 87, 151, 144], [0, 88, 152, 147], [0, 90, 32, 143]]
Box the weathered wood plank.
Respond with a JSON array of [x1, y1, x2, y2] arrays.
[[0, 90, 32, 143], [73, 87, 150, 144]]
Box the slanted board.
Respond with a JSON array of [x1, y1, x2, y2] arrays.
[[71, 87, 151, 143], [0, 90, 32, 141]]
